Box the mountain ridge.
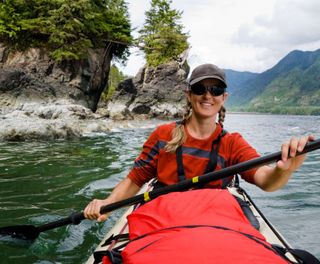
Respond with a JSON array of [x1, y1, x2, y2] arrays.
[[225, 49, 320, 115]]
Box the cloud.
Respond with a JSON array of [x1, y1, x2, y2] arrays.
[[232, 0, 320, 63], [119, 0, 320, 75], [235, 1, 320, 46], [126, 1, 149, 33]]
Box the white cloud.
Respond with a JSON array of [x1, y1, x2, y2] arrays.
[[233, 1, 320, 48], [118, 0, 320, 76]]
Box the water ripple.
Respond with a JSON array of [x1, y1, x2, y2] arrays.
[[1, 115, 320, 262]]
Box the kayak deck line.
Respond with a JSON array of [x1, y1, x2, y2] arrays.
[[86, 183, 299, 264], [229, 187, 296, 263]]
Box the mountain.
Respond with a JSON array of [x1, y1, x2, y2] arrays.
[[226, 49, 320, 115], [224, 69, 258, 95]]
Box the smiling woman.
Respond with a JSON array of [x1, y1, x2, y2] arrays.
[[84, 63, 314, 224]]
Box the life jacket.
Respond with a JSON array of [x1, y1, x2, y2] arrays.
[[154, 126, 232, 189]]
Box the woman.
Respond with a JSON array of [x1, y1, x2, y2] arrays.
[[84, 63, 314, 222]]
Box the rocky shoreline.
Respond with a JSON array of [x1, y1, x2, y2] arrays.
[[0, 100, 179, 141], [0, 102, 170, 141], [0, 102, 103, 141], [0, 45, 189, 141]]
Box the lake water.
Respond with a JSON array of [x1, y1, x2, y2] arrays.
[[0, 114, 319, 263]]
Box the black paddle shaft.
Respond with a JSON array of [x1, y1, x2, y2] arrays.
[[100, 138, 320, 214], [1, 138, 319, 240], [34, 138, 320, 231]]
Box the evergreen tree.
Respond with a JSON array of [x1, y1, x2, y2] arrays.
[[101, 64, 127, 101], [138, 0, 189, 67], [0, 0, 132, 61]]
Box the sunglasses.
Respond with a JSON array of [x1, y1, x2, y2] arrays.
[[190, 84, 226, 96]]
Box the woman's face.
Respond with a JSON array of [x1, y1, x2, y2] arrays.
[[187, 78, 228, 120]]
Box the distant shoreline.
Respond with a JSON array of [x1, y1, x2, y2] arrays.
[[227, 111, 270, 115], [227, 111, 320, 116]]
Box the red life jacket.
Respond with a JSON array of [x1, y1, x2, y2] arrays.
[[121, 189, 289, 264]]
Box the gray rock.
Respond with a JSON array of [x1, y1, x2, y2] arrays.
[[0, 116, 82, 141], [107, 61, 189, 119], [0, 45, 113, 112], [0, 43, 191, 141]]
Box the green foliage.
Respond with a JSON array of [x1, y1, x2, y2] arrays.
[[137, 0, 189, 67], [0, 0, 132, 61], [227, 49, 320, 115], [101, 64, 127, 101], [240, 105, 320, 116]]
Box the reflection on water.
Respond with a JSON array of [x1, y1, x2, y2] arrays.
[[0, 114, 319, 263]]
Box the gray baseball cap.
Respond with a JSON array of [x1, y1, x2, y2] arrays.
[[189, 63, 227, 88]]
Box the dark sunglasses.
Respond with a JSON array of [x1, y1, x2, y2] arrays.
[[190, 84, 226, 96]]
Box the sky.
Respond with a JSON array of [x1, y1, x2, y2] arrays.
[[117, 0, 320, 76]]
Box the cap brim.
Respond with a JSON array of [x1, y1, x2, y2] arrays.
[[189, 75, 227, 88]]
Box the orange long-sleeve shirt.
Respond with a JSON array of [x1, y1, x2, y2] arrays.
[[128, 122, 260, 188]]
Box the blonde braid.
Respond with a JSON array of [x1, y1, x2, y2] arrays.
[[218, 105, 226, 126], [164, 101, 192, 153]]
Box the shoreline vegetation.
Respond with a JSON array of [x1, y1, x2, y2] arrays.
[[228, 107, 320, 116]]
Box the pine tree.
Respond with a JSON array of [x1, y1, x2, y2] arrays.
[[138, 0, 189, 67], [101, 64, 127, 101], [0, 0, 132, 61]]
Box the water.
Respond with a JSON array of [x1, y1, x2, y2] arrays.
[[0, 114, 319, 263]]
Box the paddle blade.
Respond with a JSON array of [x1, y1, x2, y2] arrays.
[[0, 225, 39, 241]]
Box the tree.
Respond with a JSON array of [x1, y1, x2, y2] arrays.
[[101, 64, 127, 101], [137, 0, 189, 67], [0, 0, 132, 61]]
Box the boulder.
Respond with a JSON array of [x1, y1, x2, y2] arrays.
[[107, 61, 189, 120], [0, 44, 112, 113]]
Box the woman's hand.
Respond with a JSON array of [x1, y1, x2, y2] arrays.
[[254, 134, 314, 191], [83, 177, 141, 222], [84, 198, 112, 222], [277, 135, 315, 172]]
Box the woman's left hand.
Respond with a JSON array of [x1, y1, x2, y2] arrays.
[[277, 135, 315, 172]]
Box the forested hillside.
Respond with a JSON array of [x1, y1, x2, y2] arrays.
[[0, 0, 132, 61], [226, 49, 320, 115], [224, 69, 258, 95]]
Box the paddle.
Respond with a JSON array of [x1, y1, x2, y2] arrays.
[[1, 138, 320, 242]]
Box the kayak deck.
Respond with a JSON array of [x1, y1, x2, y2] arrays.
[[229, 187, 297, 262], [86, 185, 298, 264]]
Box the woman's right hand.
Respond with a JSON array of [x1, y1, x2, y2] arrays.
[[84, 198, 112, 222], [84, 177, 141, 222]]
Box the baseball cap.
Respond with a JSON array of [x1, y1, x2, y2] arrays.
[[189, 63, 227, 88]]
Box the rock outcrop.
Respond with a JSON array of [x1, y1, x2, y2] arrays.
[[0, 43, 116, 141], [0, 43, 112, 113], [107, 61, 189, 120], [0, 43, 191, 141]]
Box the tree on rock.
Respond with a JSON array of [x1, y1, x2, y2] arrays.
[[0, 0, 132, 62], [137, 0, 189, 67]]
